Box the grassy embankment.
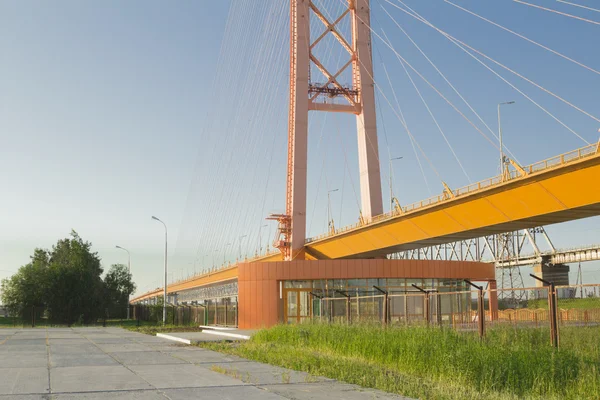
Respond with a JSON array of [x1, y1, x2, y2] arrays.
[[199, 323, 600, 400]]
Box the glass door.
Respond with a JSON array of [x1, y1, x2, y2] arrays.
[[284, 289, 312, 324]]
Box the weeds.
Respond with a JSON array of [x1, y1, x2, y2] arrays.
[[199, 323, 600, 400]]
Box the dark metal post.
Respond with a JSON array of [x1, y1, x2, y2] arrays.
[[335, 290, 351, 324], [464, 280, 485, 339], [412, 284, 432, 326], [310, 292, 323, 322], [530, 274, 559, 348], [373, 286, 389, 326], [31, 306, 35, 328]]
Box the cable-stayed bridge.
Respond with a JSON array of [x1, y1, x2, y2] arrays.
[[135, 0, 600, 301]]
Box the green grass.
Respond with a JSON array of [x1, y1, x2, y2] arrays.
[[198, 323, 600, 400], [526, 297, 600, 310]]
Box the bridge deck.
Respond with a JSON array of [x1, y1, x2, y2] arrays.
[[305, 143, 600, 259]]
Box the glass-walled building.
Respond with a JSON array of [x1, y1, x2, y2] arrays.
[[131, 260, 496, 329]]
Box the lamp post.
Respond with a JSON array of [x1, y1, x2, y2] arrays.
[[115, 245, 131, 319], [238, 235, 247, 260], [389, 156, 403, 212], [327, 189, 339, 234], [223, 243, 232, 265], [257, 224, 268, 255], [498, 101, 515, 180], [151, 216, 168, 325]]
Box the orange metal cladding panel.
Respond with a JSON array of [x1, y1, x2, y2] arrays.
[[261, 280, 270, 328], [305, 157, 600, 260], [238, 281, 248, 328], [339, 259, 348, 278], [256, 263, 264, 282], [268, 263, 277, 280]]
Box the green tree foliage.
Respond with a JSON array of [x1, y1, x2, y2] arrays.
[[0, 231, 136, 324], [104, 263, 136, 319]]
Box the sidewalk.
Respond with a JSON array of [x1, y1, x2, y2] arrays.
[[0, 327, 411, 399]]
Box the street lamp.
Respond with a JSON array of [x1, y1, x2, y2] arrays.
[[238, 235, 247, 260], [389, 156, 403, 212], [115, 245, 131, 319], [258, 224, 268, 255], [223, 243, 232, 265], [151, 215, 168, 325], [327, 189, 339, 234], [498, 101, 515, 180]]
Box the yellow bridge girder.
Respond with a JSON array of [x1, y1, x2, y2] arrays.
[[305, 143, 600, 259]]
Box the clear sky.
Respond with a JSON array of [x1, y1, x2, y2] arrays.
[[1, 0, 599, 297]]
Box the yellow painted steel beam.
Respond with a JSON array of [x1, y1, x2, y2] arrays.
[[306, 145, 600, 259]]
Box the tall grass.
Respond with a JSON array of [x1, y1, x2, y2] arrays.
[[202, 323, 600, 399]]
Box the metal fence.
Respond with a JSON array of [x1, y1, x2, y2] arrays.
[[311, 282, 600, 348]]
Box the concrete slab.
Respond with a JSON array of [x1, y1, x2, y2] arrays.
[[111, 351, 187, 366], [0, 327, 411, 399], [49, 344, 104, 355], [169, 349, 244, 364], [0, 367, 49, 395], [164, 386, 285, 400], [128, 364, 245, 389], [50, 353, 119, 368], [0, 352, 48, 368], [96, 343, 150, 353], [0, 344, 48, 353], [53, 390, 167, 399], [50, 365, 153, 393], [86, 337, 135, 344], [197, 361, 331, 385], [261, 382, 410, 400]]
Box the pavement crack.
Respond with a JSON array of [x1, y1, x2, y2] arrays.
[[45, 327, 52, 394]]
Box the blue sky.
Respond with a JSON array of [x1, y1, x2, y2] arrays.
[[1, 0, 599, 296]]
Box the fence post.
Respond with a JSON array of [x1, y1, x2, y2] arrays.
[[310, 292, 323, 323], [31, 306, 35, 328], [412, 284, 433, 326], [530, 274, 559, 348], [335, 290, 351, 324], [373, 286, 388, 326], [172, 305, 176, 325], [464, 280, 485, 339]]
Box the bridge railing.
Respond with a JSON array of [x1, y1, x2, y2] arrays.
[[306, 141, 600, 243]]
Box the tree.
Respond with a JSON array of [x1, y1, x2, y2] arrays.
[[104, 263, 136, 318], [44, 231, 105, 324], [1, 231, 106, 324], [0, 249, 50, 317]]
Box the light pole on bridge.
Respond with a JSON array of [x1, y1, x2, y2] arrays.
[[389, 156, 403, 212], [498, 101, 515, 180], [151, 216, 168, 325]]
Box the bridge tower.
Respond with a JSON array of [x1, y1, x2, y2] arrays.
[[271, 0, 384, 260]]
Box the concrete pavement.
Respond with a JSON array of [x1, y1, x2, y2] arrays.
[[0, 327, 410, 399]]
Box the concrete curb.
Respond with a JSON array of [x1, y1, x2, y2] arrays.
[[202, 330, 250, 340], [198, 325, 237, 331], [156, 333, 193, 345]]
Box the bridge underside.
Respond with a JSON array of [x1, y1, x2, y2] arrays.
[[305, 153, 600, 260]]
